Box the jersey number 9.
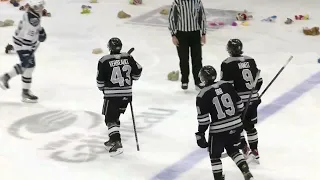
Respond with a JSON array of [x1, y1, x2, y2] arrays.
[[242, 69, 254, 89], [111, 65, 132, 86]]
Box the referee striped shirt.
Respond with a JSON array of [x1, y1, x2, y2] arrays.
[[168, 0, 207, 36]]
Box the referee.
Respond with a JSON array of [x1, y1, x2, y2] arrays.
[[168, 0, 207, 90]]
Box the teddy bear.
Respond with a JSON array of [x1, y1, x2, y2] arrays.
[[303, 27, 319, 36]]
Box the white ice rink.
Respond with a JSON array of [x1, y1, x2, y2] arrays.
[[0, 0, 319, 179]]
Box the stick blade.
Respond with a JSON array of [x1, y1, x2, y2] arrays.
[[127, 48, 135, 54]]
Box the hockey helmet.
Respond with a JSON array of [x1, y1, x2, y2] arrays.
[[27, 0, 45, 14], [198, 65, 217, 85], [227, 39, 243, 56], [108, 37, 122, 53]]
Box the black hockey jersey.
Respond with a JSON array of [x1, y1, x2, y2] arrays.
[[220, 56, 263, 102], [96, 52, 142, 98], [196, 81, 245, 134]]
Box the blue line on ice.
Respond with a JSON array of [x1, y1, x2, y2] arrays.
[[151, 71, 320, 180]]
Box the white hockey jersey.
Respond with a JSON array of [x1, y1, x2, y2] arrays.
[[13, 11, 42, 51]]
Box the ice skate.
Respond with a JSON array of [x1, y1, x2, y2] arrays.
[[243, 172, 254, 180], [22, 89, 38, 103], [0, 74, 10, 90], [104, 140, 123, 157], [104, 140, 114, 151], [242, 145, 251, 159], [249, 149, 260, 164]]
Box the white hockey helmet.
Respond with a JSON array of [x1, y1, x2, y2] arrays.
[[27, 0, 45, 14]]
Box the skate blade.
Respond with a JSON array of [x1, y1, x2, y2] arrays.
[[104, 146, 112, 151], [0, 82, 8, 90], [110, 148, 123, 157], [247, 154, 260, 164], [22, 98, 38, 103], [252, 158, 260, 164]]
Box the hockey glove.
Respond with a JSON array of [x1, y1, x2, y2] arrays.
[[195, 132, 208, 148], [39, 28, 47, 42]]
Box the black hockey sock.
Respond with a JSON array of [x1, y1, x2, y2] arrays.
[[211, 158, 224, 180], [230, 152, 250, 173], [247, 128, 258, 150], [107, 122, 121, 142]]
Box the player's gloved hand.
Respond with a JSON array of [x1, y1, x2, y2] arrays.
[[195, 132, 208, 148], [39, 28, 47, 42]]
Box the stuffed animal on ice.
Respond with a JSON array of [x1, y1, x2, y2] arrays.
[[0, 19, 14, 27], [285, 18, 293, 24], [10, 0, 22, 7], [261, 15, 277, 22], [117, 11, 131, 19], [303, 27, 319, 36], [5, 44, 14, 54], [81, 5, 91, 14], [167, 71, 179, 81], [236, 10, 253, 21], [295, 14, 309, 20], [129, 0, 142, 5]]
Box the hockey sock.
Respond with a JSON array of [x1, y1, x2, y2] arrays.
[[7, 64, 23, 79], [230, 152, 250, 174], [107, 121, 121, 141], [211, 158, 224, 180], [240, 130, 248, 149], [22, 68, 34, 90], [247, 128, 258, 150]]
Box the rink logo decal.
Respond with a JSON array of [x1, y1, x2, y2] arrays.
[[8, 108, 176, 163], [127, 5, 241, 29], [8, 110, 101, 140]]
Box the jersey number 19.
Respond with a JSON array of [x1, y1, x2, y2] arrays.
[[212, 93, 236, 119]]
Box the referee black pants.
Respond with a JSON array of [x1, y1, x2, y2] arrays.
[[176, 30, 202, 85]]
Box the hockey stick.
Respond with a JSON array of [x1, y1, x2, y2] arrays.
[[242, 69, 261, 120], [259, 56, 293, 98], [127, 47, 135, 54], [127, 47, 140, 151], [130, 102, 140, 151]]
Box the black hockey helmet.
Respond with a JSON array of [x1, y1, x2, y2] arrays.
[[227, 39, 243, 56], [108, 37, 122, 53], [198, 65, 217, 85]]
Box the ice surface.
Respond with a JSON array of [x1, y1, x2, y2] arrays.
[[0, 0, 319, 179]]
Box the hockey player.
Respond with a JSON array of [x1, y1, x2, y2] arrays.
[[0, 0, 46, 103], [195, 65, 254, 180], [220, 39, 263, 163], [96, 37, 142, 156]]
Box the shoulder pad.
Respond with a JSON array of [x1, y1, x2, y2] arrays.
[[197, 85, 214, 98], [99, 55, 114, 63], [120, 52, 132, 58], [242, 55, 253, 60], [222, 56, 254, 64]]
